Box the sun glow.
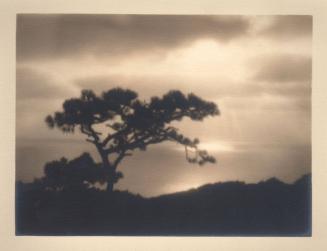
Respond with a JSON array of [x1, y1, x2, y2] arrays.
[[163, 179, 209, 194], [198, 141, 235, 152], [173, 140, 234, 153]]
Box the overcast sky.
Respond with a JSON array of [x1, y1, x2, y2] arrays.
[[16, 15, 311, 197]]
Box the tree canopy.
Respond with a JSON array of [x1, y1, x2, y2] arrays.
[[45, 88, 219, 191]]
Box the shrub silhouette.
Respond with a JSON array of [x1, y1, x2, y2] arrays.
[[42, 153, 113, 191], [45, 89, 219, 192]]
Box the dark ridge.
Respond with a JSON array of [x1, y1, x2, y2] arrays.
[[16, 174, 311, 236]]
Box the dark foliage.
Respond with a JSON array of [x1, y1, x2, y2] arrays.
[[45, 89, 219, 191], [41, 153, 123, 191], [16, 174, 311, 236]]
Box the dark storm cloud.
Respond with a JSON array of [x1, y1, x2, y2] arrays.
[[17, 14, 251, 61], [16, 66, 70, 100], [260, 15, 312, 39], [253, 54, 311, 83]]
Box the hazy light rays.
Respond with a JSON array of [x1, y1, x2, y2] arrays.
[[15, 15, 312, 196], [173, 140, 235, 154]]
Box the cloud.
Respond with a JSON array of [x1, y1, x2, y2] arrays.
[[17, 14, 251, 61], [16, 66, 78, 139], [16, 66, 72, 100], [74, 73, 277, 101], [75, 74, 200, 98], [15, 15, 312, 195], [259, 15, 312, 39], [252, 54, 311, 83], [221, 95, 310, 113], [75, 70, 311, 103]]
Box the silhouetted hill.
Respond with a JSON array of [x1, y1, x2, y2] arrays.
[[16, 174, 311, 236]]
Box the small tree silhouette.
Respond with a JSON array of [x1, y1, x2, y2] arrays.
[[46, 88, 219, 192], [42, 152, 107, 191]]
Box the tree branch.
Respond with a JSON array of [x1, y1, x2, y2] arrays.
[[112, 150, 132, 169], [102, 126, 131, 147]]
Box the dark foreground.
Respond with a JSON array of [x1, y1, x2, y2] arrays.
[[16, 174, 311, 236]]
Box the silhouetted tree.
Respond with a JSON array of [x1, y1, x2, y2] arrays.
[[45, 88, 219, 192], [42, 153, 107, 191]]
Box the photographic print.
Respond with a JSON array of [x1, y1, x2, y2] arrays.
[[16, 14, 311, 236]]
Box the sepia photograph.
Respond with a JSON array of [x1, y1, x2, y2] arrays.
[[16, 14, 311, 236]]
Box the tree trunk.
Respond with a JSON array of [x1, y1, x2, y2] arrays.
[[104, 161, 115, 193], [98, 148, 115, 193], [106, 181, 114, 193]]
